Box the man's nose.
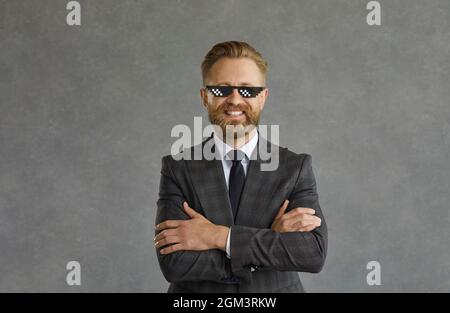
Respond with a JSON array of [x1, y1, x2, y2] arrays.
[[226, 88, 244, 105]]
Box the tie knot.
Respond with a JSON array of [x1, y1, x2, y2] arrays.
[[226, 149, 245, 163]]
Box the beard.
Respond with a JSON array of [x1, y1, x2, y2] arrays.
[[207, 102, 261, 140]]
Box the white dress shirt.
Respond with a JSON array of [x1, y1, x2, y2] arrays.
[[213, 130, 259, 259]]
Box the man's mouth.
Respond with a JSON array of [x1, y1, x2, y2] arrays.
[[224, 110, 245, 117]]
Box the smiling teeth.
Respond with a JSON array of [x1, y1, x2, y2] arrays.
[[227, 111, 243, 116]]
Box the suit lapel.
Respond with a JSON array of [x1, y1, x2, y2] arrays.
[[235, 136, 279, 227], [187, 136, 234, 226], [187, 134, 279, 228]]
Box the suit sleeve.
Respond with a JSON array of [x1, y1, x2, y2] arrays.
[[155, 156, 240, 284], [230, 154, 328, 278]]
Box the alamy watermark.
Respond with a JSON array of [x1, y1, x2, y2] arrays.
[[170, 117, 280, 171], [66, 1, 81, 26], [366, 260, 382, 286], [66, 260, 81, 286]]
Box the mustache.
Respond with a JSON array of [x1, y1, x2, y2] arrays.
[[215, 103, 252, 113], [207, 100, 261, 135]]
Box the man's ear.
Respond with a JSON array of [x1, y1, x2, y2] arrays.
[[200, 88, 208, 109]]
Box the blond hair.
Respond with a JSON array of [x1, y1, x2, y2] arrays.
[[201, 41, 268, 85]]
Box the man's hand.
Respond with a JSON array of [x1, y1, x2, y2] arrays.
[[154, 202, 229, 255], [271, 200, 321, 233]]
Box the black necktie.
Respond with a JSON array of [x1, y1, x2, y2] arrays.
[[228, 150, 246, 221]]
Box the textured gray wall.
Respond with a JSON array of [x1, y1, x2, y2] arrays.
[[1, 0, 449, 292]]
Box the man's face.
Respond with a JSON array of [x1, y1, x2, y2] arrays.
[[200, 57, 269, 138]]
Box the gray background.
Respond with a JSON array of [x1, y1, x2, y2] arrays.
[[1, 0, 449, 292]]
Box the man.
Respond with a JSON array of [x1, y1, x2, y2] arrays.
[[154, 41, 327, 293]]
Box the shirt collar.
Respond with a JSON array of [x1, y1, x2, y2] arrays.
[[213, 130, 259, 162]]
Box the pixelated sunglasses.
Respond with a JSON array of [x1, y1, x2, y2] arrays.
[[205, 85, 265, 98]]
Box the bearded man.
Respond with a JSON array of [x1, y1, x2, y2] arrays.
[[154, 41, 327, 293]]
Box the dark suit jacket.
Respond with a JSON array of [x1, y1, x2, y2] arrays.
[[155, 134, 327, 293]]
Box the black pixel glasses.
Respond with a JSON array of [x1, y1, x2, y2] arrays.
[[205, 85, 265, 98]]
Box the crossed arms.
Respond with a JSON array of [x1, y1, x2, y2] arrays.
[[154, 154, 327, 283]]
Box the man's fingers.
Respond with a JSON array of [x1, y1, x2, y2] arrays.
[[183, 201, 202, 219], [275, 200, 289, 219], [289, 215, 321, 228], [154, 228, 177, 242], [155, 220, 183, 231], [155, 236, 181, 249], [160, 243, 183, 255], [284, 207, 316, 218]]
